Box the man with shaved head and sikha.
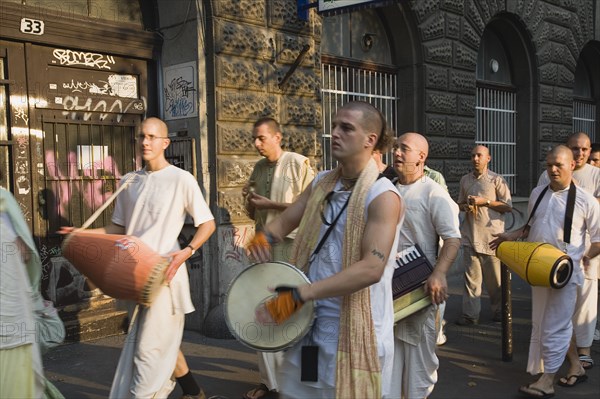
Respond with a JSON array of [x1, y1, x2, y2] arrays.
[[537, 132, 600, 372], [390, 132, 461, 399], [491, 145, 600, 398], [247, 101, 403, 398], [61, 117, 216, 398], [456, 145, 512, 326]]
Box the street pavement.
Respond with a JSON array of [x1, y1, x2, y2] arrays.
[[44, 272, 599, 398]]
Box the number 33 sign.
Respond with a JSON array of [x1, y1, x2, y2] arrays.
[[20, 18, 44, 35]]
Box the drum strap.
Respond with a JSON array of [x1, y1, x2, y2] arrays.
[[79, 174, 136, 229], [309, 174, 386, 264], [525, 182, 577, 244], [309, 193, 351, 264]]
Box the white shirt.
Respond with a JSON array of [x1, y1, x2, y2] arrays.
[[288, 172, 400, 393], [527, 183, 600, 286], [394, 176, 461, 344], [112, 165, 214, 314]]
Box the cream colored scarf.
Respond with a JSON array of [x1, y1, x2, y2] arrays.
[[291, 158, 381, 398]]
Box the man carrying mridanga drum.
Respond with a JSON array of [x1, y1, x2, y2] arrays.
[[247, 101, 403, 398], [537, 132, 600, 373], [490, 145, 600, 398], [241, 117, 314, 399], [389, 133, 461, 399], [61, 117, 216, 399]]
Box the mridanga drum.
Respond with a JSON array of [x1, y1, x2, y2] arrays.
[[225, 262, 315, 352], [495, 241, 573, 289], [61, 230, 169, 306]]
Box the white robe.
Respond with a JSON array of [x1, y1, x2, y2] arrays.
[[108, 166, 214, 398]]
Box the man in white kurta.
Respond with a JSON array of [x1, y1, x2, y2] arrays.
[[492, 145, 600, 397], [69, 118, 216, 398], [242, 118, 314, 399], [390, 133, 461, 399], [537, 132, 600, 370]]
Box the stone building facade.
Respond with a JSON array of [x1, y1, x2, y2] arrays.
[[1, 0, 598, 338]]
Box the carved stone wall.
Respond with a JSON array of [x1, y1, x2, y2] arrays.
[[211, 0, 321, 273], [409, 0, 596, 184]]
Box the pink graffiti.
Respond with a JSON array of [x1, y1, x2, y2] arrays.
[[45, 150, 123, 218]]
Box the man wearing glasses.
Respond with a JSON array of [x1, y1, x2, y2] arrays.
[[63, 117, 216, 398], [390, 133, 461, 399], [247, 102, 403, 398]]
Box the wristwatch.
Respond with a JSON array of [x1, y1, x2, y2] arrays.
[[486, 199, 491, 206], [187, 244, 196, 256]]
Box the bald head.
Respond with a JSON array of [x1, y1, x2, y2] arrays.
[[546, 145, 575, 190], [471, 145, 491, 175], [567, 132, 591, 146], [473, 145, 490, 156], [392, 132, 429, 184], [141, 117, 168, 137], [548, 144, 573, 161], [567, 132, 591, 169], [397, 132, 429, 157]]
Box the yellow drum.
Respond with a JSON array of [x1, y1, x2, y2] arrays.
[[496, 241, 573, 289]]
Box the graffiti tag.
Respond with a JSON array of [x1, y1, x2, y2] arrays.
[[52, 49, 115, 70], [165, 77, 195, 118]]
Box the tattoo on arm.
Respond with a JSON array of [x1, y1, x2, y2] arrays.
[[371, 248, 384, 260]]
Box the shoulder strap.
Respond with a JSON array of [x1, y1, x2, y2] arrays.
[[563, 181, 577, 244], [79, 173, 136, 230], [309, 174, 386, 264], [525, 185, 549, 231], [524, 182, 577, 244], [309, 193, 351, 264]]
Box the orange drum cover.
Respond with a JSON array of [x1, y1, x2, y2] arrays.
[[62, 231, 169, 305]]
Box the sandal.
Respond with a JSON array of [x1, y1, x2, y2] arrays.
[[557, 373, 588, 388], [243, 383, 270, 399], [518, 384, 554, 398], [579, 354, 594, 370]]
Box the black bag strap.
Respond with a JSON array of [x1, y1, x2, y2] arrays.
[[563, 181, 577, 244], [525, 186, 549, 230], [309, 193, 351, 264], [525, 182, 577, 244], [308, 174, 386, 264]]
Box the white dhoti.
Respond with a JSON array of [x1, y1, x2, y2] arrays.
[[389, 306, 438, 399], [573, 257, 599, 348], [527, 283, 577, 375], [109, 285, 185, 399], [258, 351, 283, 391]]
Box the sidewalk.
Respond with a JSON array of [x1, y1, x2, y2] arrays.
[[44, 273, 599, 398]]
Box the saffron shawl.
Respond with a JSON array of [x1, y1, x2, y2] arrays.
[[290, 158, 382, 398]]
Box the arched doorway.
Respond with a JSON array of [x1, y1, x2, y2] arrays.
[[320, 8, 398, 169], [476, 15, 537, 195], [573, 41, 600, 142]]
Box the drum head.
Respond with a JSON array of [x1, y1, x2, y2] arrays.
[[225, 262, 315, 351]]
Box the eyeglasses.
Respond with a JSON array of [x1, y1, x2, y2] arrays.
[[393, 144, 422, 154], [136, 134, 169, 142]]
